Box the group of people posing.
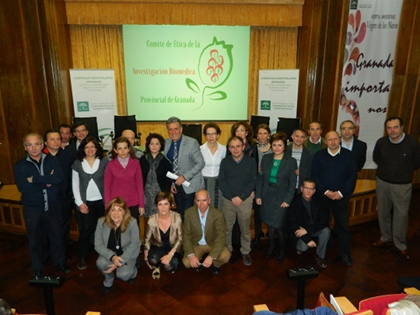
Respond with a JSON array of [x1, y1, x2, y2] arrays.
[[14, 115, 420, 293]]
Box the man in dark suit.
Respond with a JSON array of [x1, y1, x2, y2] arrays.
[[339, 120, 367, 172], [311, 131, 357, 266], [288, 179, 330, 268], [66, 121, 89, 158], [43, 129, 75, 262], [182, 190, 231, 274], [285, 128, 313, 194], [164, 117, 205, 219]]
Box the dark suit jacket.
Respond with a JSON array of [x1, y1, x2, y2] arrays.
[[343, 138, 367, 172], [288, 194, 329, 245], [164, 135, 205, 194], [143, 210, 183, 252], [65, 141, 78, 160], [285, 144, 313, 189], [183, 206, 227, 259]]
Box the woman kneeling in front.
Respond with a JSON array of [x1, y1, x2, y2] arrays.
[[94, 197, 140, 293], [144, 191, 183, 280]]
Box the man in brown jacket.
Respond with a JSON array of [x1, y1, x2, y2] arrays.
[[182, 189, 231, 274]]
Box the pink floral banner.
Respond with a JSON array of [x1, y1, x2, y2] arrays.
[[337, 0, 403, 169]]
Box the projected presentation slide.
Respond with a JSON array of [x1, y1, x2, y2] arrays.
[[123, 25, 250, 121]]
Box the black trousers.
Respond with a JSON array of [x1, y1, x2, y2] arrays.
[[320, 195, 351, 257], [78, 200, 104, 259], [24, 202, 64, 271], [173, 184, 195, 220]]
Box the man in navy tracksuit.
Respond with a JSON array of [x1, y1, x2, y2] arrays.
[[14, 133, 70, 277]]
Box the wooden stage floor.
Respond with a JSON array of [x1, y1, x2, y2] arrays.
[[1, 190, 419, 315]]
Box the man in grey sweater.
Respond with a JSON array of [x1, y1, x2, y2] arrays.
[[373, 116, 420, 260], [219, 136, 257, 266]]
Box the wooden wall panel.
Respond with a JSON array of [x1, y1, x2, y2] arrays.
[[0, 1, 51, 173], [65, 1, 303, 27], [69, 25, 298, 145], [0, 0, 73, 184], [386, 0, 420, 182], [296, 0, 349, 132]]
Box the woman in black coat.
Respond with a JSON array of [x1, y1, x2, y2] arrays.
[[255, 132, 297, 263], [140, 133, 172, 218]]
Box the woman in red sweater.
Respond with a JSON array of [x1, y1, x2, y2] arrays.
[[104, 137, 145, 223]]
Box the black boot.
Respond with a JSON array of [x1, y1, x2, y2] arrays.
[[265, 227, 276, 258]]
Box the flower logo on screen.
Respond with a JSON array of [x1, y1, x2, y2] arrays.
[[339, 9, 366, 136], [186, 37, 233, 110]]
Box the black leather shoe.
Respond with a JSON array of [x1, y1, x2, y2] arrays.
[[212, 265, 220, 275], [128, 277, 136, 284], [315, 254, 327, 268], [265, 249, 275, 258], [341, 254, 353, 267], [195, 264, 203, 272], [32, 270, 44, 279], [251, 232, 264, 244], [276, 252, 286, 263], [55, 262, 71, 274], [103, 285, 112, 293], [78, 258, 87, 270]]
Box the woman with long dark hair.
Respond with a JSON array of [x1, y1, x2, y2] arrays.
[[72, 136, 108, 270]]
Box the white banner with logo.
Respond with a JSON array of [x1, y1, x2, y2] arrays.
[[70, 69, 117, 149], [257, 69, 299, 133], [337, 0, 403, 169]]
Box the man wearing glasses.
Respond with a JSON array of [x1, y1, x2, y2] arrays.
[[66, 121, 89, 158], [288, 179, 330, 268], [339, 120, 367, 173], [14, 133, 70, 277]]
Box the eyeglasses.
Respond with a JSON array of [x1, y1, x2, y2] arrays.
[[75, 129, 87, 133], [302, 187, 315, 191], [206, 133, 218, 136], [340, 127, 354, 130]]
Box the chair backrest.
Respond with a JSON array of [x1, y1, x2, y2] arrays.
[[114, 115, 137, 139], [182, 124, 202, 145], [359, 294, 406, 315], [276, 117, 301, 141], [250, 115, 270, 137], [72, 117, 100, 142]]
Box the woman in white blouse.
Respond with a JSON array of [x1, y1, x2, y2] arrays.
[[72, 136, 108, 270], [200, 123, 226, 209]]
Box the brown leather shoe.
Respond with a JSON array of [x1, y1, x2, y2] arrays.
[[373, 239, 392, 248], [398, 249, 410, 260]]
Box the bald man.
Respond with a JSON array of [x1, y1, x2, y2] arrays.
[[108, 129, 143, 160], [121, 129, 143, 160], [182, 190, 231, 274], [311, 131, 357, 266], [14, 133, 70, 276]]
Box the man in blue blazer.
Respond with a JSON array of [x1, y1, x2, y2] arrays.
[[339, 120, 367, 172], [164, 117, 205, 219]]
